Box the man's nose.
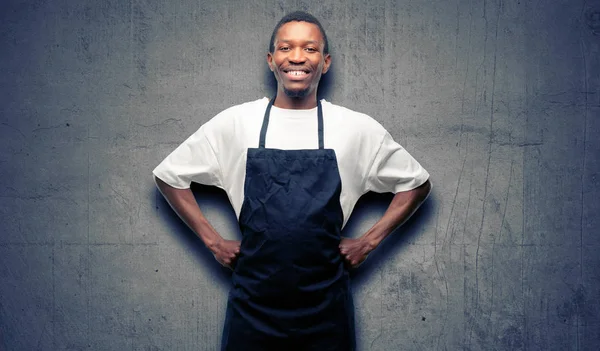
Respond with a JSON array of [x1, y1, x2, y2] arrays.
[[288, 47, 306, 63]]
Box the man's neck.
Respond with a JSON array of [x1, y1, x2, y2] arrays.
[[273, 92, 318, 110]]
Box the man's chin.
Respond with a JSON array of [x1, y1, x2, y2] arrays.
[[283, 87, 310, 98]]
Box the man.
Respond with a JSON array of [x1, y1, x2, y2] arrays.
[[153, 11, 431, 351]]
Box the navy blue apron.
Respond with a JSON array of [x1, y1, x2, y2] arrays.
[[221, 98, 355, 351]]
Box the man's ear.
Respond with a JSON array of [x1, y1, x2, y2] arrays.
[[322, 53, 331, 74], [267, 52, 274, 72]]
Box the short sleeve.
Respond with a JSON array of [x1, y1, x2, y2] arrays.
[[152, 124, 223, 189], [365, 132, 430, 193]]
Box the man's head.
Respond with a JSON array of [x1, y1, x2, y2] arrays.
[[269, 11, 329, 55], [267, 11, 331, 104]]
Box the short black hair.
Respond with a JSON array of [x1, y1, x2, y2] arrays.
[[269, 11, 329, 54]]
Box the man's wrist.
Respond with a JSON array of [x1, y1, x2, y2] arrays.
[[359, 235, 379, 253], [205, 236, 223, 253], [195, 220, 223, 253]]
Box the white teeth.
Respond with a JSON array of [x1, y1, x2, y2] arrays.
[[288, 71, 307, 76]]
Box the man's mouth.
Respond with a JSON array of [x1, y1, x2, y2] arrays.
[[283, 68, 311, 80]]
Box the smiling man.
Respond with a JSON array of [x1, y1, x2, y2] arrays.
[[153, 11, 431, 351], [267, 17, 330, 104]]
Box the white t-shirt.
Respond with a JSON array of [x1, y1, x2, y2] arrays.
[[153, 97, 429, 228]]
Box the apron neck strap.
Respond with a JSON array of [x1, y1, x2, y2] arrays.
[[258, 97, 324, 149]]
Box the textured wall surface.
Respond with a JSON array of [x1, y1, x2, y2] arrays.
[[1, 0, 599, 350]]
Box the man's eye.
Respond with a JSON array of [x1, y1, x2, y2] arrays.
[[305, 48, 317, 52], [279, 47, 290, 51]]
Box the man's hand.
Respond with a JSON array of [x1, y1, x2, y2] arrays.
[[209, 238, 241, 270], [339, 237, 375, 269]]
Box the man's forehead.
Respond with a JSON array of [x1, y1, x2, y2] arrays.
[[275, 21, 324, 42]]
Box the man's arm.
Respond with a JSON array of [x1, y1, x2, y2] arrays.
[[339, 179, 432, 268], [154, 176, 240, 269]]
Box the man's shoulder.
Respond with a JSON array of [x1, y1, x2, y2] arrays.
[[321, 100, 387, 136], [215, 97, 269, 118], [206, 97, 269, 127], [197, 98, 268, 140]]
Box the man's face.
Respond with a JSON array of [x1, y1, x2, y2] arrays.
[[267, 21, 331, 99]]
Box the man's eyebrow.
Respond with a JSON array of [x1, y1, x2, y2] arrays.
[[277, 39, 320, 45]]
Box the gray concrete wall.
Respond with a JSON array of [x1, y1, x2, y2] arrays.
[[1, 0, 598, 350]]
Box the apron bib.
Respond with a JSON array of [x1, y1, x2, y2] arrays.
[[221, 98, 355, 351]]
